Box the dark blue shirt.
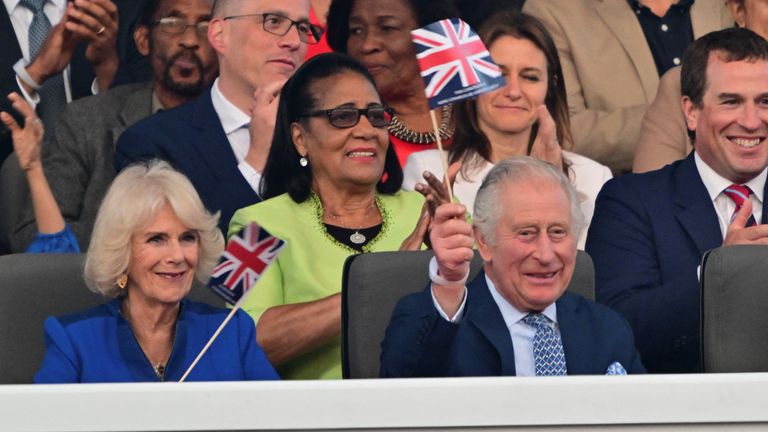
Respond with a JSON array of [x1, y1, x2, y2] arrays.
[[627, 0, 695, 75]]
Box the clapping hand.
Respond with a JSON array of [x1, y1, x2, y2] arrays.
[[529, 105, 562, 169]]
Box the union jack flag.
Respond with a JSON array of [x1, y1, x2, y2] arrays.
[[411, 18, 506, 109], [208, 222, 285, 305]]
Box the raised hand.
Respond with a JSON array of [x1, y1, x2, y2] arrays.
[[429, 203, 474, 317], [724, 199, 768, 245], [245, 80, 286, 172], [1, 93, 44, 171], [529, 105, 563, 169], [24, 3, 83, 91], [67, 0, 120, 90]]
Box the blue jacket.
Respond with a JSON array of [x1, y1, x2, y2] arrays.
[[114, 89, 260, 234], [34, 299, 279, 383], [380, 271, 645, 377], [586, 153, 768, 373]]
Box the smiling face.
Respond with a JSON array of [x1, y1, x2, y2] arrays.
[[475, 36, 548, 143], [291, 70, 390, 190], [210, 0, 309, 95], [684, 53, 768, 184], [345, 0, 422, 101], [126, 204, 199, 307], [476, 178, 576, 312]]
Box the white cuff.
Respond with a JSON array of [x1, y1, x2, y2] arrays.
[[237, 161, 263, 196], [429, 256, 469, 285], [13, 58, 42, 91], [431, 285, 467, 322]]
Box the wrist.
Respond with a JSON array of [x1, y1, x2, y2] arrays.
[[429, 256, 469, 286], [13, 59, 42, 91]]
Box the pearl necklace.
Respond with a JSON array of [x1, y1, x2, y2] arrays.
[[388, 105, 453, 144], [323, 200, 378, 245]]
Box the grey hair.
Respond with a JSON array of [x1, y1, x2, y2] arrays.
[[473, 156, 585, 245], [84, 160, 224, 297]]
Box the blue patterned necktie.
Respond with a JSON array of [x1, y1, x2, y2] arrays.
[[523, 313, 568, 376], [20, 0, 66, 131]]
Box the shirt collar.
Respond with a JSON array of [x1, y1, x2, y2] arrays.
[[210, 78, 251, 135], [695, 151, 767, 204], [6, 0, 66, 11], [485, 273, 558, 329]]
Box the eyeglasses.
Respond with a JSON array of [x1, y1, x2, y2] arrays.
[[222, 12, 323, 44], [302, 106, 393, 128], [153, 17, 210, 36]]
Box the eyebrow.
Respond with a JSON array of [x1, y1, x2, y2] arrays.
[[262, 9, 310, 22]]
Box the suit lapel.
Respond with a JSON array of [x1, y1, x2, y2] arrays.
[[466, 273, 517, 375], [188, 90, 239, 183], [762, 178, 768, 224], [674, 154, 723, 255], [690, 0, 730, 38], [595, 0, 658, 101], [557, 293, 595, 375], [111, 84, 154, 146]]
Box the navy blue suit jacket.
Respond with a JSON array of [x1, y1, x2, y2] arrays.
[[114, 90, 260, 233], [586, 153, 768, 373], [380, 271, 645, 377]]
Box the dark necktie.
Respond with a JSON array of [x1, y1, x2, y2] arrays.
[[723, 184, 757, 227], [20, 0, 66, 131], [523, 313, 568, 376]]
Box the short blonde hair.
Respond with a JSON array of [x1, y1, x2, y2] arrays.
[[84, 160, 224, 297]]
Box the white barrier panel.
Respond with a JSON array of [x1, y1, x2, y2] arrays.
[[1, 374, 768, 431]]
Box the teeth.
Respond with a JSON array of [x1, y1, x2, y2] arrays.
[[347, 151, 374, 157], [732, 137, 762, 148]]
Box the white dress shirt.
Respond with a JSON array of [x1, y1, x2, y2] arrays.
[[694, 152, 766, 239], [210, 78, 263, 195], [431, 274, 560, 376]]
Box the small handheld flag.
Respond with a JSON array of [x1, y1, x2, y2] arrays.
[[412, 18, 506, 109], [208, 222, 285, 306], [179, 222, 285, 382]]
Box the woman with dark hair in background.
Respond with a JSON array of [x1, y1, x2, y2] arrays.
[[229, 53, 427, 380], [326, 0, 459, 167], [402, 11, 612, 248]]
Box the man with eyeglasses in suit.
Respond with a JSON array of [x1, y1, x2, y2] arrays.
[[10, 0, 218, 252], [115, 0, 321, 233]]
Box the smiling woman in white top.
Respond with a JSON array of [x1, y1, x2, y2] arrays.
[[402, 11, 611, 248]]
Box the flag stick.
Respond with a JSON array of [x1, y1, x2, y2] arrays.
[[179, 301, 242, 383], [429, 109, 453, 199]]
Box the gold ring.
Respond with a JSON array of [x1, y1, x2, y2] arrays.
[[96, 26, 106, 35]]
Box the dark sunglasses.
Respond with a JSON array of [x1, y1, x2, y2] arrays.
[[301, 107, 393, 128]]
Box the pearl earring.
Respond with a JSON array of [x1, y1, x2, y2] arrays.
[[299, 156, 308, 167]]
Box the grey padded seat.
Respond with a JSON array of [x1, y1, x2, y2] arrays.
[[341, 249, 595, 379], [701, 245, 768, 373], [0, 253, 222, 384]]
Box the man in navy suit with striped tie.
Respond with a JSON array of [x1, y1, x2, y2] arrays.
[[380, 157, 645, 377], [587, 28, 768, 374]]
